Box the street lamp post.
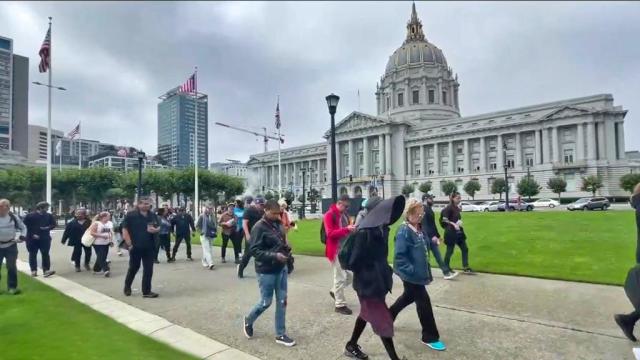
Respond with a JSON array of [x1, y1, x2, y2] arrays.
[[301, 168, 307, 219], [137, 150, 146, 201], [326, 93, 340, 203], [380, 175, 385, 199], [503, 142, 509, 210]]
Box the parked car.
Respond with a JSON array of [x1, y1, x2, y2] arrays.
[[567, 197, 610, 211], [477, 201, 501, 212], [487, 201, 505, 212], [459, 201, 481, 212], [498, 200, 534, 211], [532, 198, 560, 208]]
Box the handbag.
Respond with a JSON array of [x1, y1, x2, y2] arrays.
[[81, 228, 94, 247]]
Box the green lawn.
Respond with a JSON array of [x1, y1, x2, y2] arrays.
[[0, 272, 196, 360]]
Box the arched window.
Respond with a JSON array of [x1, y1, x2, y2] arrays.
[[340, 186, 348, 196], [354, 186, 363, 198]]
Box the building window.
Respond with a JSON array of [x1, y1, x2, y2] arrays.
[[457, 144, 463, 154], [472, 159, 480, 172], [563, 129, 572, 141], [564, 173, 576, 191], [427, 147, 434, 158], [412, 90, 420, 105], [563, 149, 574, 164], [506, 156, 515, 169], [440, 161, 448, 175], [489, 157, 497, 170], [442, 91, 447, 105], [525, 154, 534, 167], [428, 90, 435, 104], [386, 97, 390, 110], [456, 160, 464, 174], [489, 140, 497, 151], [414, 164, 421, 175], [398, 93, 404, 107]]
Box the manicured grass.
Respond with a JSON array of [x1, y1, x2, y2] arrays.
[[281, 211, 637, 286], [0, 272, 196, 360]]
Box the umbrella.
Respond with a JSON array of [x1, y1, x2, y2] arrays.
[[624, 264, 640, 311], [358, 195, 405, 230]]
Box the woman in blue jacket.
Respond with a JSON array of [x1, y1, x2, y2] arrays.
[[390, 198, 446, 352]]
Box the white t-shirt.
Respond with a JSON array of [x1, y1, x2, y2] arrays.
[[93, 221, 113, 245]]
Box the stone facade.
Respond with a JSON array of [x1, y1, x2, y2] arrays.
[[247, 4, 632, 201]]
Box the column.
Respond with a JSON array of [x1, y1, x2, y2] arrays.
[[326, 141, 333, 186], [541, 129, 550, 164], [406, 147, 411, 176], [448, 141, 454, 174], [463, 139, 469, 174], [586, 122, 596, 160], [551, 126, 559, 163], [420, 145, 426, 177], [437, 79, 442, 104], [433, 143, 440, 175], [534, 130, 541, 165], [348, 140, 355, 177], [363, 137, 370, 176], [605, 120, 616, 160], [514, 132, 522, 169], [576, 123, 584, 161], [497, 135, 504, 167], [479, 137, 486, 172], [385, 134, 392, 175], [316, 159, 321, 184], [335, 142, 342, 178], [379, 134, 385, 174], [617, 122, 626, 160], [597, 121, 606, 160]]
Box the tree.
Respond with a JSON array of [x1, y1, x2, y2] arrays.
[[620, 173, 640, 193], [581, 175, 603, 196], [264, 191, 275, 201], [463, 180, 481, 200], [441, 180, 457, 197], [283, 190, 295, 204], [418, 181, 432, 194], [517, 176, 541, 200], [401, 184, 415, 197], [547, 177, 567, 201], [491, 178, 508, 199], [307, 188, 321, 213]]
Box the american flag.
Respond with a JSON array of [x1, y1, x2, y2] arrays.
[[117, 147, 128, 157], [67, 123, 80, 139], [275, 99, 281, 130], [38, 28, 51, 73], [179, 73, 196, 94]]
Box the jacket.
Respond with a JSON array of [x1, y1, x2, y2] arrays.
[[440, 204, 466, 245], [323, 204, 350, 262], [631, 194, 640, 229], [394, 223, 433, 286], [348, 226, 393, 299], [250, 217, 289, 274], [196, 213, 217, 238], [23, 211, 56, 241], [219, 212, 236, 235], [61, 218, 92, 247], [171, 213, 195, 236], [421, 204, 440, 241]]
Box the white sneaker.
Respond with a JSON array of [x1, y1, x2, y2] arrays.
[[443, 271, 459, 280]]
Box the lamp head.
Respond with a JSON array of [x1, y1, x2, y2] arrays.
[[325, 93, 340, 115]]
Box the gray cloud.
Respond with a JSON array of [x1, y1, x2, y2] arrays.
[[1, 1, 639, 163]]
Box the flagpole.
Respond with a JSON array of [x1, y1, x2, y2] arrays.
[[46, 17, 53, 206], [78, 120, 82, 169], [193, 67, 199, 221], [277, 96, 282, 199], [58, 139, 62, 171]]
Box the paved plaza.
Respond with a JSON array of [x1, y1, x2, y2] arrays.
[[17, 231, 637, 360]]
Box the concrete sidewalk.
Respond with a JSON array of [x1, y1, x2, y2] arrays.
[[17, 232, 638, 360]]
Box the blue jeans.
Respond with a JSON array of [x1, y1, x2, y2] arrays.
[[246, 267, 288, 336], [429, 241, 451, 275]]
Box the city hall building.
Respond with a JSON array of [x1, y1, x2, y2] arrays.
[[247, 4, 633, 201]]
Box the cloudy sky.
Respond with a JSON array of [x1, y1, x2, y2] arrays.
[[2, 1, 639, 163]]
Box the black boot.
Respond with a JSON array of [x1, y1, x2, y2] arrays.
[[614, 314, 638, 342]]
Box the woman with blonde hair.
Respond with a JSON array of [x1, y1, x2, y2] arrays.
[[390, 198, 446, 352], [89, 212, 113, 277]]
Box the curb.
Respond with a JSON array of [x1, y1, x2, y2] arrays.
[[16, 260, 261, 360]]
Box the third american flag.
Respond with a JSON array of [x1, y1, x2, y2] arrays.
[[275, 99, 281, 130], [38, 28, 51, 73], [67, 123, 80, 139], [179, 73, 197, 94]]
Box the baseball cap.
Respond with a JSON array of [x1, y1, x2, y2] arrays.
[[422, 192, 434, 201]]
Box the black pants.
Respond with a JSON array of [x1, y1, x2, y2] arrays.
[[92, 244, 110, 272], [172, 233, 191, 258], [221, 232, 241, 260], [71, 243, 92, 268], [155, 234, 171, 261], [348, 316, 401, 360], [26, 238, 51, 272], [444, 235, 469, 269], [0, 244, 18, 289], [389, 280, 440, 343], [238, 235, 252, 272], [124, 246, 155, 295]]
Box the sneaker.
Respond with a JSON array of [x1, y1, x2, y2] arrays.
[[104, 271, 110, 278], [43, 270, 56, 278], [7, 288, 21, 295], [106, 259, 111, 264], [329, 291, 335, 300], [31, 271, 37, 277], [117, 251, 123, 256], [234, 258, 240, 265], [345, 343, 369, 359], [443, 271, 459, 280], [422, 340, 447, 351], [275, 334, 296, 347], [615, 314, 638, 342], [209, 264, 215, 270], [221, 258, 227, 264], [186, 257, 194, 262], [168, 257, 175, 263], [93, 271, 104, 276], [75, 267, 81, 273], [463, 268, 475, 274], [84, 264, 91, 271], [124, 287, 132, 296], [335, 306, 353, 315], [243, 317, 253, 339], [237, 264, 244, 278], [142, 292, 159, 298]]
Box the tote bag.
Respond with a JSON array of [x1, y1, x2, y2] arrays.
[[81, 227, 95, 247]]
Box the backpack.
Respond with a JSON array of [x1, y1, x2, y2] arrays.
[[8, 212, 20, 231], [319, 212, 338, 245], [337, 232, 358, 271]]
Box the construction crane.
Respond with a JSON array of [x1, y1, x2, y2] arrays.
[[214, 122, 284, 153]]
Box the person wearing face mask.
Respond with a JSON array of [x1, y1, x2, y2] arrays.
[[61, 208, 92, 272], [23, 201, 57, 277], [440, 191, 473, 274]]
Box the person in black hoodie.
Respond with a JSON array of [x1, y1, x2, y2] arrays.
[[23, 201, 57, 277], [61, 208, 92, 272], [343, 195, 407, 360], [422, 193, 458, 280], [170, 207, 195, 262], [440, 192, 473, 274]]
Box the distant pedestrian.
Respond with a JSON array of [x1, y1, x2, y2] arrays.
[[324, 194, 356, 315], [155, 208, 172, 263], [0, 199, 27, 295], [23, 201, 57, 277], [422, 194, 458, 280], [113, 212, 125, 257], [122, 197, 160, 298], [197, 206, 217, 270], [90, 211, 114, 277], [170, 207, 195, 262], [237, 196, 266, 278], [61, 208, 92, 272], [219, 203, 239, 264], [631, 183, 640, 263], [243, 199, 295, 347], [390, 198, 446, 352], [440, 192, 473, 274], [233, 199, 245, 262]]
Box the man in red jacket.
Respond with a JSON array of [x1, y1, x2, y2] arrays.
[[324, 194, 356, 315]]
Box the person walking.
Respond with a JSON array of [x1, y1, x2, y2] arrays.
[[440, 192, 473, 274], [90, 212, 114, 277], [197, 206, 217, 270], [113, 211, 125, 257], [343, 195, 407, 360], [631, 183, 640, 264], [122, 197, 160, 298], [390, 198, 446, 352], [0, 199, 27, 295], [232, 199, 245, 261], [324, 194, 356, 315], [237, 196, 266, 278], [155, 208, 172, 263], [23, 201, 57, 277], [170, 207, 195, 262], [219, 203, 239, 264], [242, 200, 295, 347], [421, 194, 458, 280], [61, 208, 92, 272]]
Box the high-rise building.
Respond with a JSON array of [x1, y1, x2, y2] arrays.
[[157, 87, 208, 168], [27, 124, 63, 163], [0, 36, 29, 157]]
